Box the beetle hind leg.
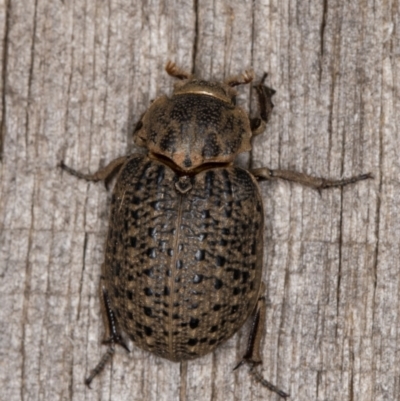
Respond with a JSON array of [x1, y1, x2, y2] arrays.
[[235, 288, 289, 399], [85, 286, 129, 387]]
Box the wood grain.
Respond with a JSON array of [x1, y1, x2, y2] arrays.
[[0, 1, 398, 400]]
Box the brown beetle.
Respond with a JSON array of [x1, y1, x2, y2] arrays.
[[60, 62, 372, 398]]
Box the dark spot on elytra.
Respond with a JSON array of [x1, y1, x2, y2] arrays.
[[242, 272, 250, 284], [189, 317, 199, 329], [127, 311, 133, 320], [209, 339, 217, 345], [188, 338, 198, 346], [143, 268, 153, 277], [147, 247, 156, 258], [150, 201, 160, 210], [144, 307, 152, 317], [214, 278, 223, 290], [202, 210, 210, 219], [231, 305, 239, 314], [168, 248, 174, 256], [130, 237, 137, 247], [156, 166, 165, 184], [210, 325, 218, 333], [215, 255, 226, 267], [148, 227, 156, 238], [198, 233, 207, 241], [144, 287, 153, 296], [231, 269, 240, 280], [164, 286, 170, 296], [195, 249, 205, 261], [223, 208, 232, 218], [126, 290, 133, 300], [193, 274, 203, 284], [144, 326, 152, 336], [172, 313, 180, 319], [176, 260, 183, 269], [132, 196, 141, 205], [127, 274, 134, 281], [213, 304, 221, 311], [233, 287, 241, 295]]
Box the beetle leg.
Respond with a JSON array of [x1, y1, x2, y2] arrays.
[[165, 61, 191, 80], [234, 287, 289, 399], [85, 285, 129, 387], [59, 156, 128, 189], [250, 73, 276, 136], [225, 69, 255, 87], [251, 167, 373, 190]]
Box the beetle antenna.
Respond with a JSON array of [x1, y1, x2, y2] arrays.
[[165, 61, 192, 80], [225, 69, 255, 87]]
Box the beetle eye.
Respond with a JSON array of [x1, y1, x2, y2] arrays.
[[231, 96, 237, 105]]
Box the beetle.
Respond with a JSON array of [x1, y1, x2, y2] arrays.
[[60, 62, 372, 398]]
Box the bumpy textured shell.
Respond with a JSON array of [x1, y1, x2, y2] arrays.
[[135, 93, 252, 171], [103, 154, 264, 361]]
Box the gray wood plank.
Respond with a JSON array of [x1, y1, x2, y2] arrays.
[[0, 1, 398, 400]]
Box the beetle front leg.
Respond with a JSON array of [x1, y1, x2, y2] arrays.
[[85, 284, 129, 387], [59, 156, 128, 189], [234, 284, 289, 399], [251, 167, 373, 190], [250, 73, 276, 135]]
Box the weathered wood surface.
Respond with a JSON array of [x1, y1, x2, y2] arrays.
[[0, 1, 398, 400]]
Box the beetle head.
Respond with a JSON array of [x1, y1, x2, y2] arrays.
[[134, 63, 255, 172]]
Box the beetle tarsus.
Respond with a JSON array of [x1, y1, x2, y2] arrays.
[[225, 69, 255, 87], [165, 61, 191, 80], [85, 345, 116, 388], [235, 284, 289, 398], [251, 168, 373, 190], [59, 156, 127, 186], [85, 287, 129, 387], [248, 364, 290, 399]]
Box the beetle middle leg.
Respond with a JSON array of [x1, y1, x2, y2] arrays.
[[85, 284, 129, 387], [250, 167, 373, 190], [234, 284, 289, 399]]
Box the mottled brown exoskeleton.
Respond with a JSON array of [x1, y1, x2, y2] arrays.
[[60, 61, 372, 399]]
